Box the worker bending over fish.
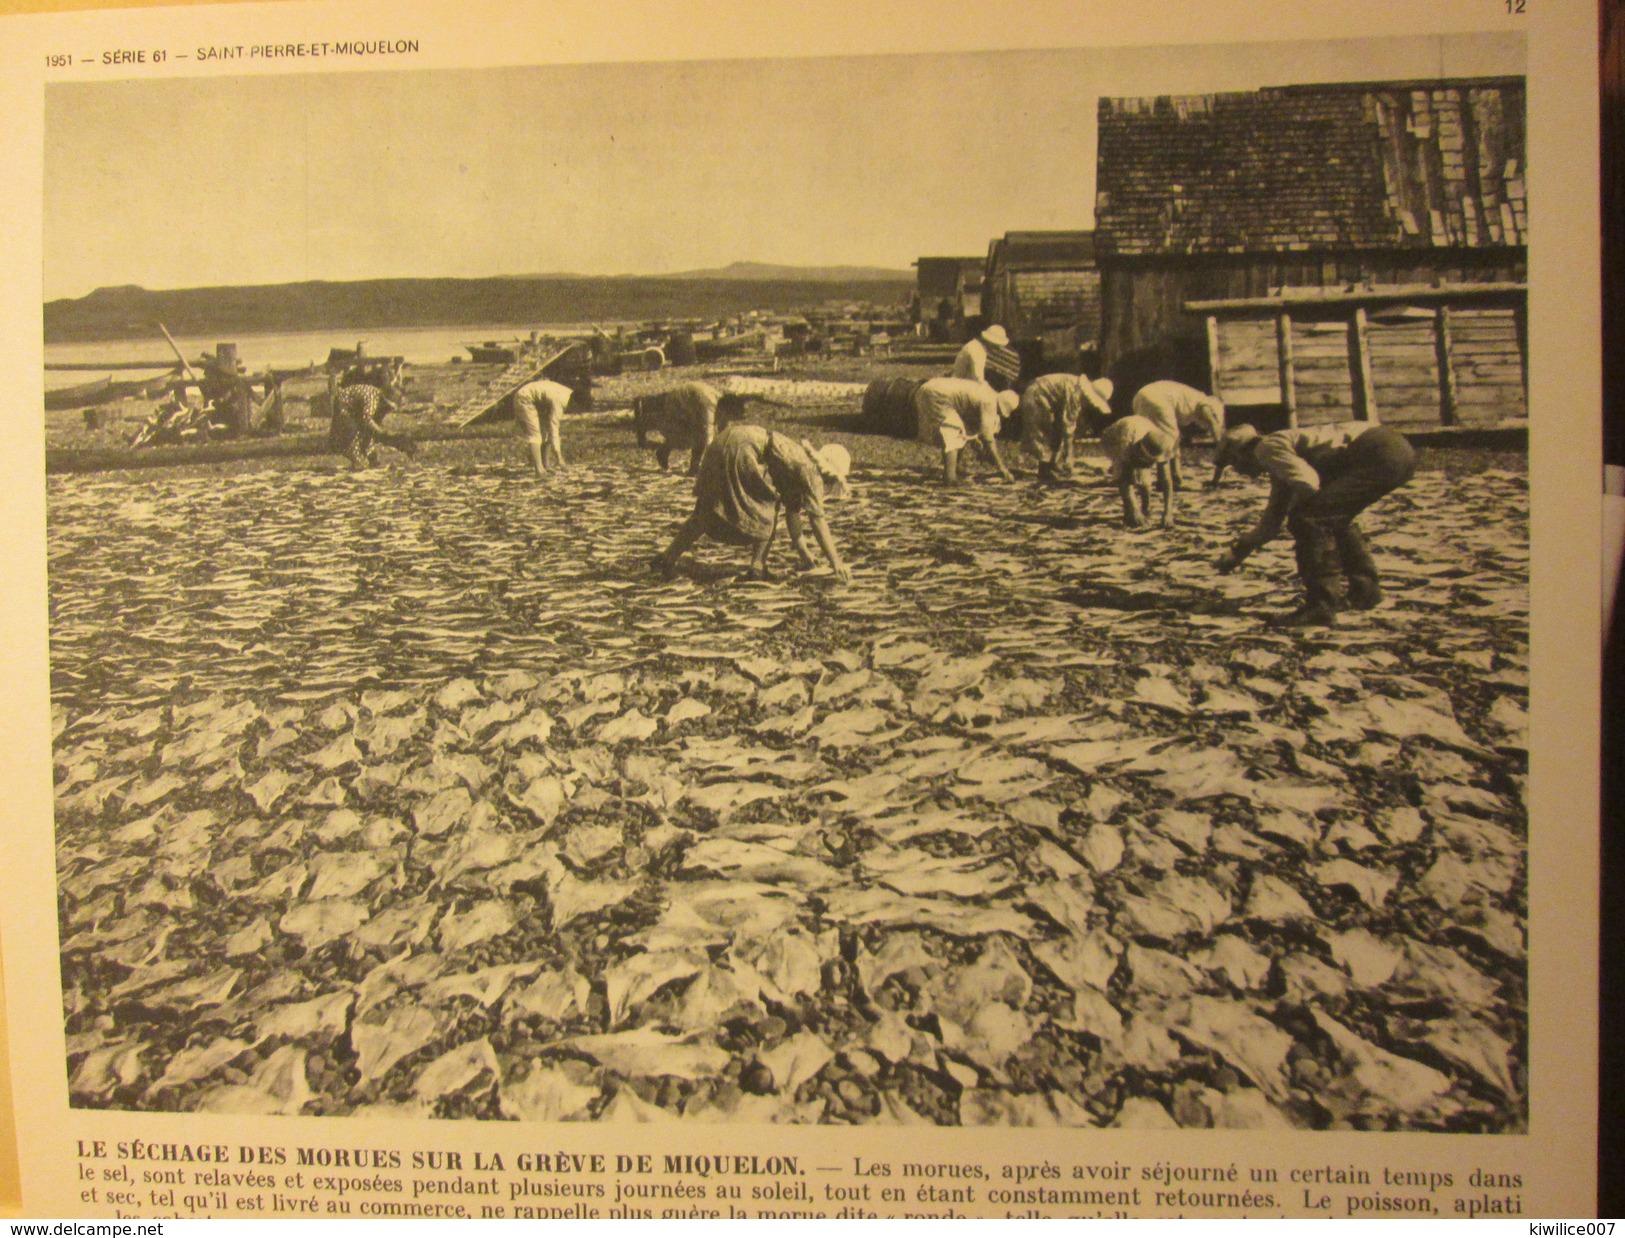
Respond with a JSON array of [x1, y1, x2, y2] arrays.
[[1100, 415, 1178, 529], [653, 424, 852, 584], [631, 381, 746, 475], [1018, 372, 1114, 480], [329, 361, 416, 471], [1212, 421, 1417, 627], [913, 376, 1017, 486], [1132, 379, 1227, 492], [511, 378, 574, 478]]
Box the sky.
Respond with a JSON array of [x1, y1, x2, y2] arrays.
[[43, 31, 1525, 300]]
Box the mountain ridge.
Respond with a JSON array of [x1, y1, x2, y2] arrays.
[[46, 269, 914, 344]]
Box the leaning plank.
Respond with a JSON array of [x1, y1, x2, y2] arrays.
[[451, 344, 578, 429]]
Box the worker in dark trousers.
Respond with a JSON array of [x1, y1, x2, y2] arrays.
[[1211, 421, 1416, 627]]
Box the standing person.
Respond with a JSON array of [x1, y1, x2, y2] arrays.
[[952, 323, 1010, 385], [1018, 373, 1115, 480], [511, 378, 574, 478], [1100, 415, 1178, 529], [913, 375, 1017, 486], [1212, 421, 1417, 627], [631, 381, 743, 475], [653, 424, 852, 584], [1131, 380, 1227, 492]]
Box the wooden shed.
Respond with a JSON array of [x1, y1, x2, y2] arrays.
[[1192, 281, 1526, 429], [981, 231, 1101, 365], [910, 257, 985, 342], [1094, 77, 1527, 409]]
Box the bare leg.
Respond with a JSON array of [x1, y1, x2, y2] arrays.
[[654, 514, 706, 577], [1117, 479, 1143, 528], [943, 447, 961, 486], [525, 440, 547, 478], [1157, 462, 1178, 529], [746, 536, 776, 580]]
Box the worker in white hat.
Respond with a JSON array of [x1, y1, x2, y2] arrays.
[[912, 376, 1016, 486], [951, 323, 1012, 387], [1018, 372, 1115, 480], [653, 424, 852, 583], [1101, 414, 1178, 529]]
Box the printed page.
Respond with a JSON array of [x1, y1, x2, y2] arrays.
[[0, 0, 1600, 1219]]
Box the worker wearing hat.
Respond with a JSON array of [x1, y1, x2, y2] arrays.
[[653, 424, 852, 584], [1101, 414, 1179, 528], [1018, 372, 1115, 480], [1213, 420, 1417, 627], [913, 376, 1017, 485], [951, 323, 1011, 387]]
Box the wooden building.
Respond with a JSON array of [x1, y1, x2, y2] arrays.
[[910, 257, 984, 342], [1094, 78, 1527, 426], [981, 231, 1101, 367]]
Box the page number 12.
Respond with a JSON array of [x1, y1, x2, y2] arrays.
[[1505, 0, 1525, 12]]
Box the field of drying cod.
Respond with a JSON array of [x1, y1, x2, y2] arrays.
[[48, 443, 1529, 1131]]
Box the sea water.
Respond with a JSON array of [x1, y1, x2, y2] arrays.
[[42, 322, 614, 390]]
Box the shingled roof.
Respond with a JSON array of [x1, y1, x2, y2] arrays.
[[989, 231, 1097, 270], [1095, 78, 1526, 257], [914, 256, 984, 298]]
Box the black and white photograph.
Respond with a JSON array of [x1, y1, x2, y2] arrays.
[[42, 30, 1534, 1134]]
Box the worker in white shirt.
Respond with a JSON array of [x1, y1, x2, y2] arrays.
[[511, 378, 574, 478], [952, 323, 1010, 386]]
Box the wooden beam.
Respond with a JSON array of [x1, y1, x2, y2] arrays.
[[1205, 315, 1221, 398], [1276, 312, 1298, 427], [1184, 281, 1526, 313], [1349, 307, 1378, 421], [1434, 305, 1459, 426]]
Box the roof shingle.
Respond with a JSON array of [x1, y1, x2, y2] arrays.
[[1095, 78, 1526, 257]]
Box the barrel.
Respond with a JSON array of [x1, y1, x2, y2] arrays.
[[860, 376, 922, 439], [666, 331, 698, 367]]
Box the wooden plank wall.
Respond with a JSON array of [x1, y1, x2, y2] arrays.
[[1290, 319, 1356, 426], [1100, 252, 1525, 371], [1367, 311, 1443, 427], [1213, 318, 1280, 404], [1449, 307, 1527, 422], [1207, 301, 1526, 427]]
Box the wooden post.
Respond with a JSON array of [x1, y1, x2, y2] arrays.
[[1204, 315, 1221, 399], [1276, 312, 1298, 427], [1513, 300, 1529, 414], [1434, 305, 1459, 426], [1348, 307, 1377, 421]]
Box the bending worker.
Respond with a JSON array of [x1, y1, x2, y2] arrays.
[[913, 375, 1017, 486], [1212, 420, 1416, 628], [1018, 372, 1114, 480], [1132, 379, 1226, 492], [1100, 414, 1178, 529], [632, 380, 744, 475], [653, 424, 852, 584], [512, 377, 574, 478]]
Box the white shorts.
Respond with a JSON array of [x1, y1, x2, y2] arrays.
[[514, 396, 558, 446]]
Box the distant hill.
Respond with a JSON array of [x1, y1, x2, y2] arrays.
[[44, 273, 914, 343], [651, 261, 912, 282]]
